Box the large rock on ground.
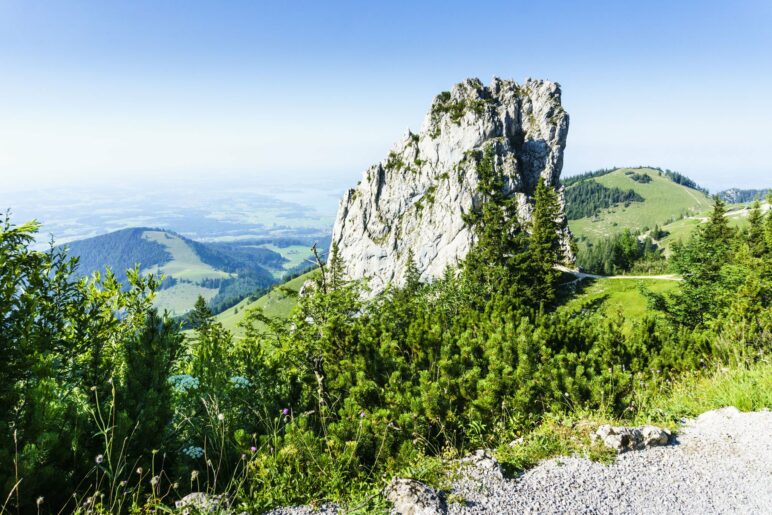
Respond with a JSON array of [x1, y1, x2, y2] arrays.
[[383, 478, 447, 515], [331, 77, 571, 294], [593, 424, 672, 452]]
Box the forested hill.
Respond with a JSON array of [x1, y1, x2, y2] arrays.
[[62, 228, 322, 315], [64, 227, 173, 283]]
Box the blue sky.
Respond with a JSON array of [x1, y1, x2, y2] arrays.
[[1, 0, 770, 193]]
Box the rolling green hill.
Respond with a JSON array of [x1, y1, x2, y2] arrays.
[[214, 269, 319, 336], [64, 228, 323, 316], [567, 167, 713, 244]]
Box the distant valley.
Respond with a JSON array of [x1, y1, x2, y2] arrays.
[[8, 179, 344, 246]]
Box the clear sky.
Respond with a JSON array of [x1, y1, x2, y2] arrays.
[[1, 0, 770, 194]]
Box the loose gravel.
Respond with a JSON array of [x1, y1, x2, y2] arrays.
[[449, 407, 772, 514], [266, 407, 771, 514]]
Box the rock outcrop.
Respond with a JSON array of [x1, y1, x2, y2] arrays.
[[592, 424, 672, 452], [331, 77, 571, 294]]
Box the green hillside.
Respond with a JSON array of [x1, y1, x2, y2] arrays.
[[215, 269, 319, 336], [64, 228, 287, 316], [567, 167, 712, 243]]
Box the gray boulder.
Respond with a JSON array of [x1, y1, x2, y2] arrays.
[[383, 478, 447, 515], [459, 449, 504, 479]]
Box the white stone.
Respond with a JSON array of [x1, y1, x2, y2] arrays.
[[383, 478, 446, 515]]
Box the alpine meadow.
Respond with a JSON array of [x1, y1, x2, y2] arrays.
[[1, 2, 770, 514]]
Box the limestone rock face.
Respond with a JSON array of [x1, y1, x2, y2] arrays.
[[331, 77, 571, 294]]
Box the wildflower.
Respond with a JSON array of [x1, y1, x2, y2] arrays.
[[36, 497, 44, 507], [136, 467, 143, 475], [241, 454, 246, 460], [230, 375, 251, 388], [191, 470, 199, 481], [563, 392, 570, 397], [250, 446, 257, 452], [359, 411, 366, 418], [183, 445, 205, 459], [282, 408, 290, 416], [217, 413, 225, 421], [150, 476, 159, 487], [173, 482, 179, 489], [168, 374, 200, 393], [95, 454, 104, 464]]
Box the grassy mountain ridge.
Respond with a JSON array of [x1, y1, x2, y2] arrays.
[[567, 167, 713, 244]]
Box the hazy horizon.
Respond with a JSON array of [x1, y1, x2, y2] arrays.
[[1, 0, 771, 195]]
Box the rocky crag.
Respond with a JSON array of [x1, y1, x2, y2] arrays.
[[331, 77, 572, 294]]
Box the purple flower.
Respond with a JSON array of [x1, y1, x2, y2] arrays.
[[359, 412, 366, 418], [250, 446, 257, 453], [282, 408, 290, 416]]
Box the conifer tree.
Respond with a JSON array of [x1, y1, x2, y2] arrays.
[[327, 242, 345, 291], [404, 248, 422, 294], [120, 309, 182, 460], [189, 295, 231, 391], [463, 145, 532, 308], [528, 177, 565, 306], [654, 197, 736, 327], [746, 200, 766, 257]]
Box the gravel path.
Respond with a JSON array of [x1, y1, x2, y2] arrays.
[[450, 407, 772, 514], [265, 407, 771, 514]]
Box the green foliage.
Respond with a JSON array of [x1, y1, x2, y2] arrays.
[[648, 197, 771, 342], [565, 179, 644, 220], [578, 230, 665, 275], [430, 90, 491, 129], [625, 171, 652, 183], [0, 215, 181, 510], [561, 167, 616, 187]]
